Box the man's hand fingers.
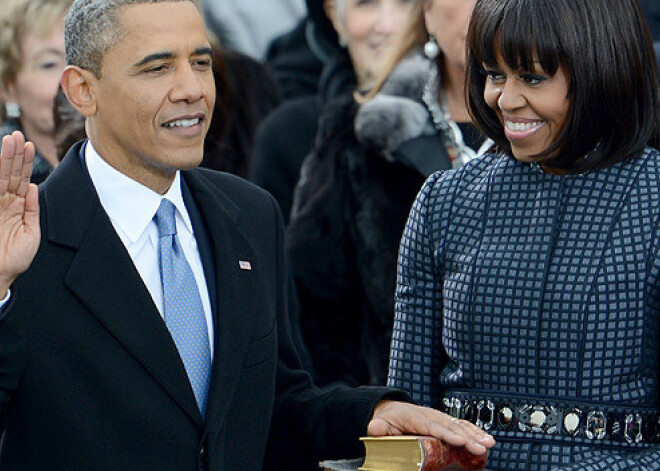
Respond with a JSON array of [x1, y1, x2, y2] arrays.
[[426, 417, 494, 455], [0, 131, 32, 196], [24, 183, 39, 229], [16, 142, 35, 198], [8, 132, 27, 194], [0, 134, 17, 195]]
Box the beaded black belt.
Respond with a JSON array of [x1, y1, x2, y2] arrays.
[[442, 392, 660, 445]]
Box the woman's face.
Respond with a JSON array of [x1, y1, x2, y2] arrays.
[[483, 52, 571, 165], [4, 17, 66, 138], [333, 0, 415, 87], [423, 0, 476, 69]]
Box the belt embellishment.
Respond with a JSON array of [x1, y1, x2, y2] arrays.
[[442, 396, 658, 445]]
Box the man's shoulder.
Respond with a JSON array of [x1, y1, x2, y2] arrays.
[[187, 168, 286, 250], [189, 167, 271, 199], [187, 167, 281, 219]]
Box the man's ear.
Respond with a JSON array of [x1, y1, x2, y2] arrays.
[[60, 66, 97, 117]]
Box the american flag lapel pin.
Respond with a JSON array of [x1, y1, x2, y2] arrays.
[[239, 260, 252, 271]]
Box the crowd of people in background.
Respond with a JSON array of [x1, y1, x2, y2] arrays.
[[1, 0, 660, 469]]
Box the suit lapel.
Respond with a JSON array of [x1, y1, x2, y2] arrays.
[[182, 171, 261, 429], [43, 143, 203, 426]]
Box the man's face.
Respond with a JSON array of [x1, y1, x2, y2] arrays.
[[86, 2, 215, 193]]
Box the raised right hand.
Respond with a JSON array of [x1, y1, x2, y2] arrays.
[[0, 131, 40, 298]]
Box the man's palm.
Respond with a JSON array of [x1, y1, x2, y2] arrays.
[[0, 132, 40, 295]]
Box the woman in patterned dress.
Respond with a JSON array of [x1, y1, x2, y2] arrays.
[[388, 0, 660, 469]]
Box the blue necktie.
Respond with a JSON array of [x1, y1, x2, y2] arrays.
[[154, 199, 211, 416]]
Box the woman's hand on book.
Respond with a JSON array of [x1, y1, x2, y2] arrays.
[[368, 401, 495, 456]]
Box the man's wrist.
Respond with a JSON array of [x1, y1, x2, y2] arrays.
[[0, 287, 12, 313], [0, 278, 13, 301], [0, 272, 17, 303]]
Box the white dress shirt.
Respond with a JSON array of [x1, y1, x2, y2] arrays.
[[85, 143, 214, 356]]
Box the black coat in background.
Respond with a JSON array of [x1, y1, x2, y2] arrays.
[[202, 48, 281, 178], [250, 0, 348, 223], [286, 54, 454, 388], [263, 0, 339, 102], [250, 95, 320, 224], [250, 51, 355, 224], [265, 18, 324, 101]]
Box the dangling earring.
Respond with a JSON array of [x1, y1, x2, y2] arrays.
[[424, 35, 439, 60], [338, 34, 348, 48], [5, 102, 20, 119]]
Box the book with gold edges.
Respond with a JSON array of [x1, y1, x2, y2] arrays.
[[358, 436, 488, 471]]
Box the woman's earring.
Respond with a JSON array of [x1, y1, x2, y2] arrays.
[[5, 102, 20, 119], [338, 34, 348, 48], [424, 35, 439, 60]]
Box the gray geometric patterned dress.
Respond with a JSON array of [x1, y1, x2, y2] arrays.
[[388, 149, 660, 470]]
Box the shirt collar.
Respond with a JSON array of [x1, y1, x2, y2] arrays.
[[85, 141, 195, 243]]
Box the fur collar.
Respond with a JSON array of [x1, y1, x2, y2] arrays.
[[354, 50, 438, 159]]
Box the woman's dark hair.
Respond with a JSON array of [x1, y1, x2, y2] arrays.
[[466, 0, 659, 173]]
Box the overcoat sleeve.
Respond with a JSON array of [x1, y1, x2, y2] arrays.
[[264, 193, 408, 471], [0, 294, 26, 428]]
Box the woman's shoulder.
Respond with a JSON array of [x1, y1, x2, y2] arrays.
[[424, 152, 508, 194], [606, 146, 660, 193], [406, 154, 505, 224], [639, 146, 660, 173], [631, 146, 660, 198]]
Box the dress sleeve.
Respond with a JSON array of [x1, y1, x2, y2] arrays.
[[387, 171, 450, 408], [265, 192, 408, 471]]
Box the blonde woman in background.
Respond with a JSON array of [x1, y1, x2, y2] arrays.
[[356, 0, 489, 170], [0, 0, 72, 184], [285, 0, 489, 389]]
